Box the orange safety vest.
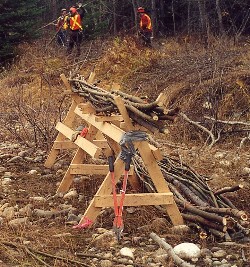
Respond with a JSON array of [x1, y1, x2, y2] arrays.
[[140, 14, 152, 32], [69, 14, 83, 30]]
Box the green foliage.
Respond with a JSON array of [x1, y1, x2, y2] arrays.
[[0, 0, 44, 65]]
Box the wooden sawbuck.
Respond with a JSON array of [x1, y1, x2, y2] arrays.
[[45, 73, 184, 228]]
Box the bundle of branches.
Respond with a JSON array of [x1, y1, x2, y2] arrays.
[[69, 76, 179, 134], [133, 154, 249, 242]]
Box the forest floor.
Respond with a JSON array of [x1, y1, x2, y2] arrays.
[[0, 34, 250, 266]]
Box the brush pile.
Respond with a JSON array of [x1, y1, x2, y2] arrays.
[[69, 76, 179, 134], [133, 154, 249, 242], [69, 75, 249, 242]]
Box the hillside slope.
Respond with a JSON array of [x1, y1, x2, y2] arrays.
[[0, 35, 249, 266]]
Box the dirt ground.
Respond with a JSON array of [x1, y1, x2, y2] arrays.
[[0, 35, 250, 266]]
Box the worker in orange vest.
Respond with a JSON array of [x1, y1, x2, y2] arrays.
[[55, 8, 68, 46], [66, 3, 85, 56], [137, 7, 153, 47]]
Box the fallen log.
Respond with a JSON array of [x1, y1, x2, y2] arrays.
[[175, 199, 227, 226], [150, 232, 195, 267], [199, 207, 248, 221], [181, 213, 227, 232]]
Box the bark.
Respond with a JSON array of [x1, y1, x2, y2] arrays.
[[214, 184, 244, 195], [182, 213, 226, 232], [175, 198, 227, 225], [150, 232, 195, 267], [199, 206, 248, 221], [215, 0, 225, 36]]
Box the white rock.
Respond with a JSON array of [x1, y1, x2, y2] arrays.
[[92, 230, 117, 248], [28, 169, 38, 175], [214, 152, 227, 159], [1, 178, 12, 186], [19, 204, 33, 217], [120, 247, 134, 259], [173, 243, 201, 260], [242, 167, 250, 175], [2, 207, 15, 220], [63, 189, 78, 199], [8, 217, 29, 228], [100, 260, 113, 267], [219, 160, 231, 167]]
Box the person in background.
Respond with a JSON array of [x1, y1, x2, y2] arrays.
[[137, 7, 153, 47], [56, 8, 68, 46], [66, 3, 85, 56]]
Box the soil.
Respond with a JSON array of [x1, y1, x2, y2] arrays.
[[0, 35, 250, 266]]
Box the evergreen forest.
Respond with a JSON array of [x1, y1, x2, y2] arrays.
[[0, 0, 249, 65]]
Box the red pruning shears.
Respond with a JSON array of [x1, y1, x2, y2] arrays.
[[108, 155, 132, 242]]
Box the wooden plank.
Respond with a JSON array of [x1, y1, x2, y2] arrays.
[[87, 72, 96, 84], [94, 193, 173, 207], [60, 73, 72, 91], [57, 148, 85, 193], [74, 107, 161, 159], [57, 126, 99, 193], [56, 122, 101, 158], [113, 96, 134, 130], [137, 141, 184, 225], [156, 92, 168, 107], [70, 164, 134, 175], [92, 140, 109, 148], [44, 94, 82, 168], [95, 115, 123, 122], [78, 102, 96, 114], [54, 141, 77, 150]]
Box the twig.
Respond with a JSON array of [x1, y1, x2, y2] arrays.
[[24, 246, 52, 267], [180, 112, 219, 148], [204, 116, 250, 126], [29, 248, 90, 267]]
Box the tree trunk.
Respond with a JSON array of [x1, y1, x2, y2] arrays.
[[215, 0, 225, 36], [131, 0, 138, 33], [113, 0, 117, 35], [151, 0, 157, 36]]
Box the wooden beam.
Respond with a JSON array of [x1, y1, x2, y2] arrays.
[[87, 72, 96, 84], [156, 92, 168, 107], [95, 115, 123, 122], [44, 94, 82, 168], [78, 102, 96, 114], [113, 96, 134, 130], [70, 164, 134, 175], [60, 74, 72, 91], [137, 141, 184, 225], [92, 140, 109, 148], [55, 122, 101, 158], [74, 107, 162, 160], [54, 141, 77, 150], [57, 126, 99, 193], [94, 193, 173, 207]]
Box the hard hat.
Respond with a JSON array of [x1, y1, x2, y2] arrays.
[[137, 7, 145, 13], [61, 8, 67, 12], [70, 7, 77, 14]]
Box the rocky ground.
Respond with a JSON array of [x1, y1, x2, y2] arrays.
[[0, 35, 249, 267], [0, 139, 249, 267]]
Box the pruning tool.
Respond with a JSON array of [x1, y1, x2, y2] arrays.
[[108, 154, 132, 242]]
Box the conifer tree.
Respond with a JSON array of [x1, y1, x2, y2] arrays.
[[0, 0, 43, 65]]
